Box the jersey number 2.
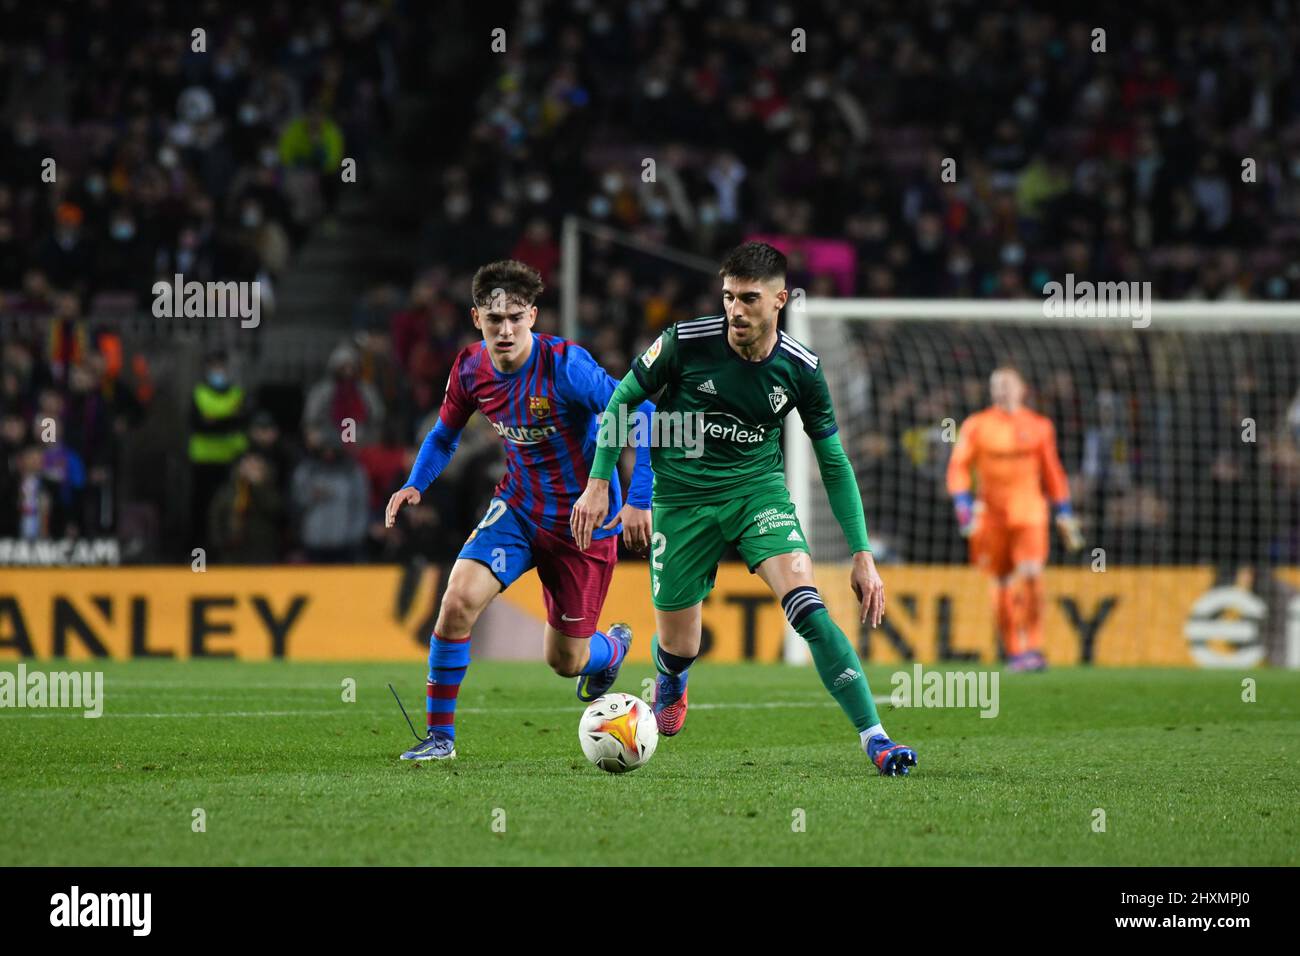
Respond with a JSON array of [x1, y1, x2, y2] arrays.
[[650, 532, 667, 570]]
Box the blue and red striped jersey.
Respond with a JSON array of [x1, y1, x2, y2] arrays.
[[407, 333, 652, 540]]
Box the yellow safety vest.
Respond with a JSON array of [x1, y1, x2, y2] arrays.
[[188, 384, 249, 464]]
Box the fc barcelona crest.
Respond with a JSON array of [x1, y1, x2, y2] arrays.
[[529, 395, 552, 418], [769, 385, 788, 413]]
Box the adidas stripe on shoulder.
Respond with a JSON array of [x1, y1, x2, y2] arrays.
[[779, 331, 819, 369], [678, 315, 726, 339]]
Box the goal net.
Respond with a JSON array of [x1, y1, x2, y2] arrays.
[[783, 299, 1300, 669]]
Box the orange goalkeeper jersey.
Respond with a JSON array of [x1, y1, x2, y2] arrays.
[[946, 407, 1070, 527]]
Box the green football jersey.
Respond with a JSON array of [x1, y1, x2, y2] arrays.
[[631, 314, 838, 504]]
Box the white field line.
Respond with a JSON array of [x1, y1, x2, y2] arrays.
[[103, 682, 350, 690], [0, 698, 890, 719]]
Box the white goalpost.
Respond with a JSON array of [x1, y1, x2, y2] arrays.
[[782, 298, 1300, 665]]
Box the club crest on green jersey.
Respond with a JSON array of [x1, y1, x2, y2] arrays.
[[769, 385, 788, 413]]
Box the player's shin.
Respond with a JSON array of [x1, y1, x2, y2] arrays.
[[994, 581, 1024, 657], [781, 586, 882, 735], [1022, 576, 1045, 652], [579, 630, 624, 675], [427, 631, 470, 738]]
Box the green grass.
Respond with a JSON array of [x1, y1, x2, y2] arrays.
[[0, 661, 1296, 865]]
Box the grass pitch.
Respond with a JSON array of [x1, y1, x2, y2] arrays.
[[1, 660, 1296, 866]]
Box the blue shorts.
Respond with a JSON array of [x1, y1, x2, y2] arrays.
[[459, 498, 535, 589]]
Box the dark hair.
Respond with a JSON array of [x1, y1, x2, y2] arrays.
[[718, 241, 787, 282], [471, 260, 544, 308]]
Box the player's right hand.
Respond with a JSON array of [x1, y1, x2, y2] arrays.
[[384, 486, 421, 529], [570, 478, 610, 551]]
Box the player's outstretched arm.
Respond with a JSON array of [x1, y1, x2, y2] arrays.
[[573, 369, 650, 550], [810, 432, 884, 627], [946, 417, 978, 536], [385, 419, 461, 529], [1040, 420, 1084, 552], [614, 396, 656, 552], [561, 344, 657, 553]]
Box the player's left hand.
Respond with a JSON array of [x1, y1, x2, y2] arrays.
[[606, 504, 652, 552], [1056, 513, 1085, 552], [850, 551, 886, 628]]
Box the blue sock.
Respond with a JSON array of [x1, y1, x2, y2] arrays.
[[426, 631, 470, 739], [579, 630, 624, 675]]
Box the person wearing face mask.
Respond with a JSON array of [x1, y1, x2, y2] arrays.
[[188, 350, 249, 552], [94, 207, 154, 299], [302, 342, 385, 449]]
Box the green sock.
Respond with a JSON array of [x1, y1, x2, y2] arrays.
[[787, 597, 880, 732]]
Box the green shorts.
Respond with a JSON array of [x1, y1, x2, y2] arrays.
[[650, 485, 809, 611]]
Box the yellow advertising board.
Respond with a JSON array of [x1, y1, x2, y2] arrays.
[[0, 563, 1288, 665], [0, 567, 440, 661], [503, 563, 1218, 666]]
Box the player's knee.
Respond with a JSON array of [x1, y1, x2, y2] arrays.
[[436, 589, 482, 634], [1015, 560, 1044, 579]]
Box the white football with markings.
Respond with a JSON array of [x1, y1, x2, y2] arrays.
[[578, 692, 659, 773]]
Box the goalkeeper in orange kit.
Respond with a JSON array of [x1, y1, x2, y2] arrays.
[[945, 367, 1084, 671]]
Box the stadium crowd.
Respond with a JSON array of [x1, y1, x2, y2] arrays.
[[0, 0, 406, 560], [3, 1, 1300, 567]]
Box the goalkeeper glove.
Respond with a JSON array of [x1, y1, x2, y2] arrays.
[[1053, 501, 1084, 552], [953, 491, 977, 537]]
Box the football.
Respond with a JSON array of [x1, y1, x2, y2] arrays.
[[578, 693, 659, 773]]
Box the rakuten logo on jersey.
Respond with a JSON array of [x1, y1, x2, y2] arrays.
[[492, 421, 558, 445], [700, 413, 766, 444]]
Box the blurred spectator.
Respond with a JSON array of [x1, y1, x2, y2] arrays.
[[36, 204, 94, 296], [209, 452, 284, 564], [12, 445, 54, 539], [278, 103, 346, 221], [247, 410, 299, 504], [302, 343, 385, 448], [511, 218, 560, 285], [292, 429, 368, 563], [188, 350, 249, 551], [356, 419, 415, 556], [4, 0, 1300, 570]]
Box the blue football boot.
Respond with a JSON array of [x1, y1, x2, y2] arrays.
[[866, 734, 917, 776], [576, 623, 633, 702], [652, 670, 689, 736], [400, 730, 456, 761]]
